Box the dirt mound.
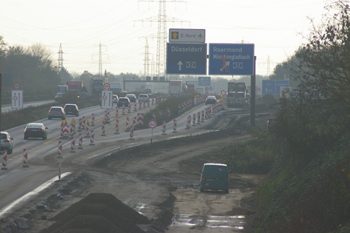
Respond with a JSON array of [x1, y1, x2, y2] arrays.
[[40, 193, 150, 233]]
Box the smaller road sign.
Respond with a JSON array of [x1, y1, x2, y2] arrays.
[[103, 83, 110, 90], [13, 82, 20, 90], [169, 28, 205, 43], [148, 120, 157, 129], [101, 90, 113, 109], [221, 90, 227, 96], [12, 90, 23, 109]]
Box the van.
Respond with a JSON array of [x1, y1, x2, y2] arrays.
[[200, 163, 229, 193]]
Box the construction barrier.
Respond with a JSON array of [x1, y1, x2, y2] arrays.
[[137, 113, 144, 126], [172, 119, 177, 133], [101, 118, 106, 136], [115, 117, 120, 134], [129, 126, 134, 140], [197, 112, 201, 125], [70, 139, 76, 153], [128, 104, 131, 113], [126, 115, 130, 131], [115, 106, 119, 117], [167, 108, 170, 117], [57, 141, 63, 158], [134, 103, 137, 112], [143, 101, 146, 108], [91, 113, 95, 126], [1, 150, 7, 170], [152, 113, 156, 121], [162, 121, 167, 135], [22, 149, 29, 167], [89, 130, 95, 146], [202, 110, 205, 122], [139, 101, 142, 109], [122, 106, 125, 115], [186, 115, 191, 129], [78, 134, 83, 149], [84, 119, 90, 138], [78, 118, 82, 132], [192, 113, 196, 126]]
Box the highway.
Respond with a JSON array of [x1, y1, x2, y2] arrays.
[[0, 99, 223, 218]]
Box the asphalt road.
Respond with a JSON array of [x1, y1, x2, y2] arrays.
[[0, 100, 222, 215]]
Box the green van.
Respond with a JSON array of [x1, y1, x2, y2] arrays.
[[200, 163, 229, 193]]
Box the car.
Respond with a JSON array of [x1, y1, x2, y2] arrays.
[[112, 94, 119, 103], [126, 94, 137, 103], [55, 93, 64, 102], [138, 94, 149, 103], [24, 123, 48, 140], [200, 163, 229, 193], [0, 131, 14, 154], [48, 106, 66, 120], [205, 96, 217, 105], [117, 97, 130, 107], [64, 103, 79, 116]]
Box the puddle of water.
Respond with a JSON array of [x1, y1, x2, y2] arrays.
[[171, 213, 245, 230]]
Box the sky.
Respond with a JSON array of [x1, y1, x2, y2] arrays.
[[1, 0, 328, 78]]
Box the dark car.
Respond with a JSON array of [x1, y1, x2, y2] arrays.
[[117, 97, 130, 107], [205, 96, 217, 105], [24, 123, 48, 140], [48, 106, 66, 120], [64, 103, 79, 116], [0, 131, 14, 154], [126, 94, 137, 103]]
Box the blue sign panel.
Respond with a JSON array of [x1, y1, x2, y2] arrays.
[[198, 77, 210, 86], [166, 43, 207, 75], [262, 80, 289, 95], [209, 43, 254, 75]]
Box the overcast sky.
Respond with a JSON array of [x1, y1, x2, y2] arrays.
[[1, 0, 328, 78]]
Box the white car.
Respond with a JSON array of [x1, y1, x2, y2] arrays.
[[138, 94, 149, 103], [0, 131, 13, 154]]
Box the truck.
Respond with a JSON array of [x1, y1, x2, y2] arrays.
[[57, 85, 68, 94], [90, 78, 107, 95], [227, 82, 248, 107], [169, 80, 182, 94], [109, 82, 123, 92], [66, 81, 84, 97]]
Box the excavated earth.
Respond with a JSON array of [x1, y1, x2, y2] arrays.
[[0, 110, 271, 233]]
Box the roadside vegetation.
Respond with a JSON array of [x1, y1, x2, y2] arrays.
[[236, 1, 350, 232]]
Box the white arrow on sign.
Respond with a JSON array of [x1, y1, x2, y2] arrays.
[[177, 61, 183, 71]]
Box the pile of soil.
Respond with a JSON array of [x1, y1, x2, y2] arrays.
[[40, 193, 151, 233]]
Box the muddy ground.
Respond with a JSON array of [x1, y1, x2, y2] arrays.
[[0, 111, 270, 233]]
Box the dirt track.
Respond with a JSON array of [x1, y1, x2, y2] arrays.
[[0, 111, 269, 233]]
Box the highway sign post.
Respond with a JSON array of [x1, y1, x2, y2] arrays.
[[209, 43, 255, 75], [166, 43, 207, 75], [101, 90, 113, 109], [148, 120, 157, 144], [12, 90, 23, 109], [169, 28, 205, 43]]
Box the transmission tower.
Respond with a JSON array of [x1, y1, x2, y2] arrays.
[[144, 38, 150, 76], [58, 43, 63, 71], [137, 0, 189, 77]]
